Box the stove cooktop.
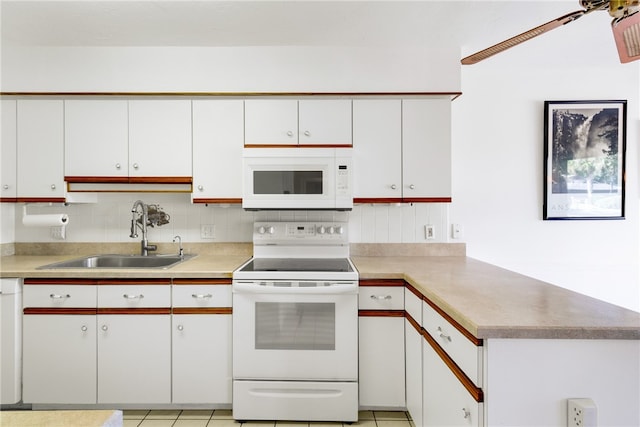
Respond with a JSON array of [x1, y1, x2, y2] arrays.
[[237, 258, 354, 273]]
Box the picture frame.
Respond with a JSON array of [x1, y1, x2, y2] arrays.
[[543, 100, 627, 220]]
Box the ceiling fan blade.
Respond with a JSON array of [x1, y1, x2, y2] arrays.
[[461, 10, 587, 65]]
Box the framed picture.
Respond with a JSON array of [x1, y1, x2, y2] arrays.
[[543, 100, 627, 220]]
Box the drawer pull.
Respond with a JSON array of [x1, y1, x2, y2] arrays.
[[462, 408, 471, 419], [123, 294, 144, 299], [437, 326, 452, 342], [81, 325, 88, 332], [177, 325, 184, 331], [191, 293, 213, 299], [101, 325, 108, 331], [370, 295, 392, 300], [50, 293, 71, 299]]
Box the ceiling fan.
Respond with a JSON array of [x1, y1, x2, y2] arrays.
[[461, 0, 640, 64]]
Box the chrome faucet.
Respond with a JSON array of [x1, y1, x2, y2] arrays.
[[130, 200, 157, 256], [173, 235, 184, 258]]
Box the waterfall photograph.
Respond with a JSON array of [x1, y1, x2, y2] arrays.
[[543, 100, 627, 220]]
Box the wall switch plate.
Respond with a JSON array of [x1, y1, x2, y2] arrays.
[[200, 224, 215, 239], [451, 223, 463, 239], [567, 398, 597, 427], [425, 224, 435, 240]]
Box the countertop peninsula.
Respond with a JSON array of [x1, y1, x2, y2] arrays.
[[2, 253, 639, 340]]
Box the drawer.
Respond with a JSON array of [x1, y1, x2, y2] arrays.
[[98, 285, 170, 308], [172, 285, 231, 308], [359, 286, 404, 310], [422, 300, 482, 387], [404, 286, 422, 325], [23, 285, 96, 308]]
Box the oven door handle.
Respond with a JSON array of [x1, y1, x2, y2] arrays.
[[233, 281, 358, 295]]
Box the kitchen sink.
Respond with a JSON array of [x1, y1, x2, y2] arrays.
[[37, 254, 196, 270]]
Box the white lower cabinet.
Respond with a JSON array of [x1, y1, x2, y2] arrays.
[[423, 338, 482, 427], [22, 314, 97, 404], [97, 314, 171, 404]]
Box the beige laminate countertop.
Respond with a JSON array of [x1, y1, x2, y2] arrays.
[[2, 254, 638, 340]]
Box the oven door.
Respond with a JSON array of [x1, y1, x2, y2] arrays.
[[232, 282, 358, 381]]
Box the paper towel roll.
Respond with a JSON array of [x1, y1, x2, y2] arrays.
[[22, 214, 69, 227]]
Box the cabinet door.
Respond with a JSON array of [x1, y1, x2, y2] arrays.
[[406, 319, 423, 427], [192, 100, 244, 201], [16, 100, 65, 199], [244, 99, 298, 145], [22, 315, 97, 404], [97, 314, 171, 404], [423, 339, 481, 427], [64, 99, 128, 178], [128, 100, 192, 177], [359, 316, 406, 408], [172, 313, 232, 404], [402, 98, 451, 199], [1, 100, 17, 199], [352, 100, 402, 199], [298, 99, 352, 145]]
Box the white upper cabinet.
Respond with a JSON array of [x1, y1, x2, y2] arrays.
[[352, 99, 402, 199], [128, 99, 192, 177], [16, 99, 65, 200], [244, 99, 352, 145], [402, 98, 451, 201], [192, 99, 244, 202], [64, 99, 129, 178], [1, 99, 17, 199], [353, 97, 452, 202]]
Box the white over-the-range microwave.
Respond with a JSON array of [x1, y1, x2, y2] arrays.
[[242, 148, 353, 210]]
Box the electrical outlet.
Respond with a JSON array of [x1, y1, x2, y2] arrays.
[[425, 224, 435, 240], [200, 224, 215, 239], [451, 223, 463, 239], [567, 398, 597, 427]]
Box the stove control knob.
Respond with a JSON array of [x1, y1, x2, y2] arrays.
[[335, 226, 344, 235], [267, 226, 275, 234], [317, 225, 326, 234], [327, 226, 335, 234], [257, 226, 266, 234]]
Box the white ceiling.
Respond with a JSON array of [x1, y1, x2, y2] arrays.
[[0, 1, 624, 66]]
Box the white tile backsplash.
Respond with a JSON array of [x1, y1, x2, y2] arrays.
[[13, 193, 451, 244]]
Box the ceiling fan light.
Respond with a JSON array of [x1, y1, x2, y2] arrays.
[[612, 11, 640, 62]]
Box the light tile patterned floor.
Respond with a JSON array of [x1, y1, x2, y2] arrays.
[[123, 410, 411, 427]]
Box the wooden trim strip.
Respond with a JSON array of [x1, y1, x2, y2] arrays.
[[15, 197, 66, 203], [354, 198, 452, 204], [172, 278, 231, 285], [405, 283, 423, 299], [24, 278, 97, 285], [128, 177, 192, 184], [0, 198, 18, 203], [192, 198, 242, 204], [405, 311, 422, 334], [359, 309, 405, 318], [97, 279, 171, 285], [421, 328, 484, 403], [359, 279, 405, 287], [423, 296, 482, 346], [172, 307, 232, 315], [24, 307, 97, 315], [354, 198, 403, 204], [65, 176, 129, 183], [97, 307, 170, 315], [1, 91, 463, 98]]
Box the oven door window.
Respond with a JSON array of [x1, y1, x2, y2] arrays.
[[253, 171, 323, 195], [255, 302, 335, 350]]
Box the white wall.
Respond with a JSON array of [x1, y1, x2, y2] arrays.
[[452, 62, 639, 312], [2, 45, 639, 311]]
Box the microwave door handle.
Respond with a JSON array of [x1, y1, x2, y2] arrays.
[[232, 282, 357, 295]]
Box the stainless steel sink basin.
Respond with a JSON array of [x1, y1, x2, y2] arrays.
[[37, 254, 196, 270]]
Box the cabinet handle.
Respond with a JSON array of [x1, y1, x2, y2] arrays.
[[390, 184, 397, 190], [409, 184, 415, 190], [303, 130, 311, 136], [191, 293, 213, 299], [197, 185, 204, 191], [50, 184, 56, 190], [133, 163, 139, 170], [49, 293, 71, 299], [101, 325, 108, 331], [81, 325, 88, 332], [462, 408, 471, 419], [115, 163, 121, 170], [123, 294, 144, 299], [437, 326, 452, 342], [370, 294, 392, 300], [177, 325, 184, 331], [286, 131, 294, 137]]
